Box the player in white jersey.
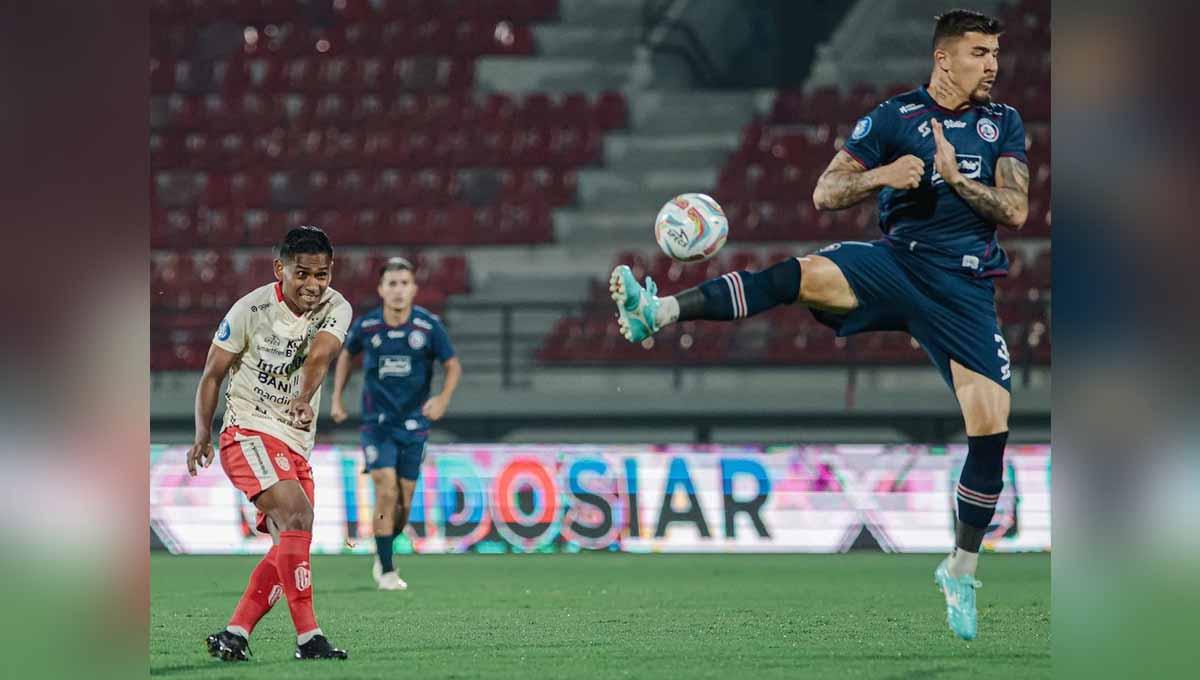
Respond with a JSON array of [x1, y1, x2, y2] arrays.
[[186, 226, 351, 662]]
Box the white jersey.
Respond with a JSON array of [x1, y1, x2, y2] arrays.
[[212, 282, 352, 457]]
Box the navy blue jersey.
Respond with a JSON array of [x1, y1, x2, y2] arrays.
[[841, 84, 1028, 276], [344, 305, 455, 435]]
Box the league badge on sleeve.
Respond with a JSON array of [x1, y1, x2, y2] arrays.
[[976, 118, 1000, 143], [216, 319, 231, 342], [851, 116, 872, 141]]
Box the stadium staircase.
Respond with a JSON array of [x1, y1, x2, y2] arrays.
[[445, 0, 761, 385]]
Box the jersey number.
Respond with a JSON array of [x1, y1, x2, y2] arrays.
[[994, 333, 1011, 381]]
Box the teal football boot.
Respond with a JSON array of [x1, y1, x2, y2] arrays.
[[934, 557, 982, 641], [609, 265, 661, 343]]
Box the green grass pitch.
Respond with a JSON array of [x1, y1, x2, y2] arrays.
[[151, 552, 1050, 678]]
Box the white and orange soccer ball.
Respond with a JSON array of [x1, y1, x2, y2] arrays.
[[653, 193, 729, 263]]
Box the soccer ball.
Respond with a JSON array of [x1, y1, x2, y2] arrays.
[[653, 193, 729, 263]]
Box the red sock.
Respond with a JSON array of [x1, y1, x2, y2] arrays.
[[275, 530, 319, 639], [227, 546, 282, 637]]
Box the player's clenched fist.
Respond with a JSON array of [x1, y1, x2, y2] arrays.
[[330, 399, 349, 424], [287, 398, 315, 430], [187, 439, 214, 476], [882, 154, 925, 190]]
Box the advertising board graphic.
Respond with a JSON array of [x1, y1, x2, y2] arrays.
[[150, 444, 1050, 554]]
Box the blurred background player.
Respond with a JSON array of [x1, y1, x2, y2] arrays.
[[609, 9, 1027, 641], [331, 257, 462, 591], [186, 226, 351, 661]]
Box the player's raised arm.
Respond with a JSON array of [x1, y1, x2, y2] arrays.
[[931, 118, 1029, 229], [287, 329, 344, 430], [813, 150, 925, 211], [288, 294, 352, 429], [187, 343, 239, 476]]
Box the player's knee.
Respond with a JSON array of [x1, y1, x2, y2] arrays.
[[797, 256, 856, 312], [273, 503, 313, 532], [962, 391, 1009, 436], [974, 409, 1008, 436], [374, 483, 399, 507]]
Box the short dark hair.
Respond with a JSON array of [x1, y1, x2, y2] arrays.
[[278, 225, 333, 263], [933, 9, 1003, 49], [378, 256, 414, 282]]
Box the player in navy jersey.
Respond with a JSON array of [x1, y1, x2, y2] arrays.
[[609, 10, 1029, 640], [330, 257, 461, 590]]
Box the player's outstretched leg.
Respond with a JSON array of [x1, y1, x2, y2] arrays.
[[609, 257, 803, 343]]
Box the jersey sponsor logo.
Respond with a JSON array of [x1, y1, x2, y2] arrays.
[[370, 334, 383, 348], [932, 154, 983, 184], [387, 330, 406, 339], [898, 102, 924, 114], [362, 319, 383, 329], [379, 355, 412, 378], [216, 319, 231, 342], [412, 318, 433, 331], [961, 255, 980, 270], [851, 116, 872, 140], [275, 452, 291, 472], [942, 118, 967, 129], [977, 118, 1000, 142], [408, 329, 428, 350]]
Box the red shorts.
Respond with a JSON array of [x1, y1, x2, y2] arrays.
[[219, 426, 314, 533]]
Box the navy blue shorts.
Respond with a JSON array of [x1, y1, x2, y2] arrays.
[[809, 239, 1012, 392], [361, 426, 428, 480]]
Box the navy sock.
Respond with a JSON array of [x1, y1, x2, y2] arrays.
[[676, 258, 801, 322], [955, 431, 1008, 551], [375, 534, 395, 573]]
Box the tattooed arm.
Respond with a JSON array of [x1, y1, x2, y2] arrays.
[[946, 156, 1030, 229], [813, 150, 925, 211], [930, 118, 1029, 229]]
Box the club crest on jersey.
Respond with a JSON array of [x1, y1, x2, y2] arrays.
[[275, 453, 291, 471], [851, 117, 872, 140], [216, 319, 231, 342], [977, 118, 1000, 142], [408, 329, 427, 350]]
